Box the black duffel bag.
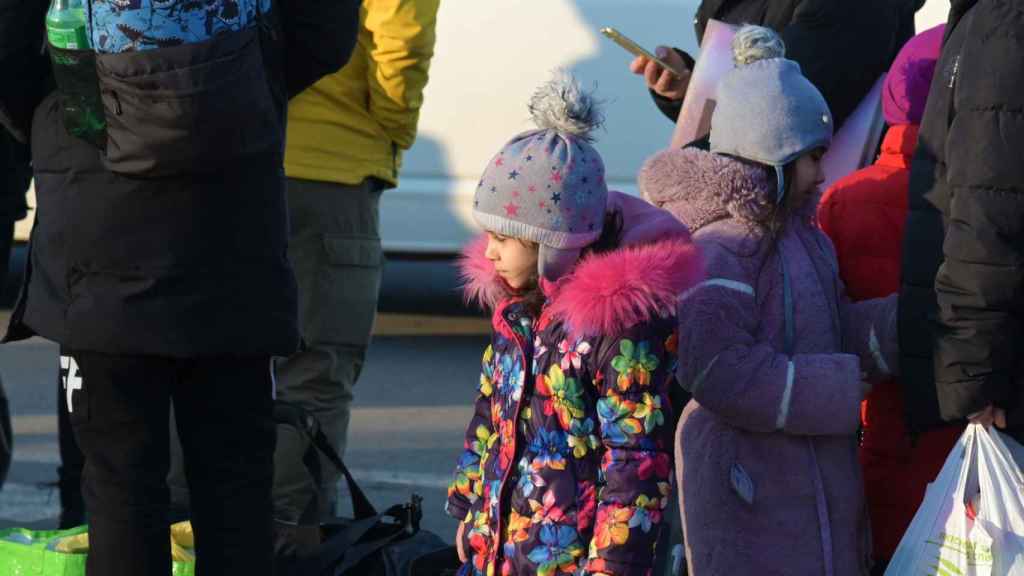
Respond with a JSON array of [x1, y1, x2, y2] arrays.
[[273, 402, 461, 576]]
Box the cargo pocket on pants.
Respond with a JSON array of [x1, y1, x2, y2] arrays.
[[94, 26, 280, 177], [306, 235, 382, 347]]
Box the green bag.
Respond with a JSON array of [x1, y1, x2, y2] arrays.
[[0, 526, 89, 575], [0, 526, 196, 575]]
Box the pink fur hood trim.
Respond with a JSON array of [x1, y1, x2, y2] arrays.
[[459, 198, 703, 338]]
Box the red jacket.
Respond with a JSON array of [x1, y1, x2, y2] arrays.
[[818, 124, 962, 561]]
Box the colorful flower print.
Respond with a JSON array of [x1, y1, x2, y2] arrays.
[[659, 481, 672, 501], [597, 393, 643, 446], [637, 452, 671, 481], [528, 490, 567, 525], [498, 353, 524, 403], [567, 418, 601, 459], [488, 479, 504, 517], [537, 365, 586, 430], [507, 509, 532, 544], [528, 427, 569, 471], [534, 336, 549, 359], [490, 402, 502, 431], [516, 468, 547, 498], [527, 525, 584, 576], [576, 481, 598, 532], [468, 510, 492, 572], [520, 407, 533, 435], [632, 392, 665, 433], [480, 345, 495, 397], [584, 558, 613, 575], [471, 425, 498, 458], [592, 505, 633, 551], [629, 495, 663, 533], [499, 420, 516, 471], [473, 425, 498, 471], [450, 451, 482, 502], [557, 339, 592, 371], [610, 339, 660, 392]]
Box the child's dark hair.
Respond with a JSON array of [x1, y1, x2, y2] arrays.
[[518, 210, 624, 318]]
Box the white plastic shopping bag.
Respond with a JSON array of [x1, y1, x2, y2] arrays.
[[885, 424, 1024, 575]]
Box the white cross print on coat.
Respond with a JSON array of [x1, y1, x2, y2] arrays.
[[59, 356, 83, 414]]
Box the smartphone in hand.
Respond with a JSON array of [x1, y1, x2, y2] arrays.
[[600, 27, 687, 78]]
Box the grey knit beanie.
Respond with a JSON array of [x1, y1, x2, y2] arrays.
[[473, 72, 608, 282], [710, 25, 833, 202]]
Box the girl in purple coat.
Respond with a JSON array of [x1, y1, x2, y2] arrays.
[[639, 27, 899, 575], [445, 74, 703, 576]]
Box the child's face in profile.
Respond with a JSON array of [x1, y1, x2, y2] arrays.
[[484, 232, 539, 290], [786, 148, 827, 210]]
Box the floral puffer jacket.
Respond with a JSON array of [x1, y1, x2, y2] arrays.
[[446, 193, 703, 576]]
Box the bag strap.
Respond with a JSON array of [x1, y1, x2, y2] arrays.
[[329, 498, 422, 575], [314, 514, 385, 573], [316, 496, 422, 574], [333, 526, 406, 575], [272, 401, 377, 520]]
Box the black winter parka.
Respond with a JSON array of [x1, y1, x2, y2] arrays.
[[899, 0, 1024, 436], [0, 0, 358, 357]]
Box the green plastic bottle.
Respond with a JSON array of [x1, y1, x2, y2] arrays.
[[46, 0, 106, 146], [46, 0, 90, 50]]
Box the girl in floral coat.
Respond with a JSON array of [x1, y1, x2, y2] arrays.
[[445, 74, 703, 576]]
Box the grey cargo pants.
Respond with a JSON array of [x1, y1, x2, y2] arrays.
[[271, 177, 385, 550]]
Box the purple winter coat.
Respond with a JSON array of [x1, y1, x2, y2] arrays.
[[639, 148, 899, 576]]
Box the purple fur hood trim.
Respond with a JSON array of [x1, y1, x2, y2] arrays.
[[639, 147, 776, 232]]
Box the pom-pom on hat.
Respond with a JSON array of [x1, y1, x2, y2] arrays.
[[473, 72, 609, 282], [710, 25, 833, 202]]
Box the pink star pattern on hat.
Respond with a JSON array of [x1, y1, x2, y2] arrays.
[[504, 202, 520, 217]]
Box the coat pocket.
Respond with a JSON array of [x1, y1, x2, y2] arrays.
[[94, 27, 281, 177]]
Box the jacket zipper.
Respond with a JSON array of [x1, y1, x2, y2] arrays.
[[491, 306, 533, 566]]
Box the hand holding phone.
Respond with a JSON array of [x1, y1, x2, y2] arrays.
[[601, 27, 688, 78]]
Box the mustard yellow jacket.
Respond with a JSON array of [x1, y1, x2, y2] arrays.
[[284, 0, 439, 186]]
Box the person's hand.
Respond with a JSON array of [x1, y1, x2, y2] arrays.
[[969, 404, 1007, 429], [629, 46, 691, 101], [456, 521, 467, 563]]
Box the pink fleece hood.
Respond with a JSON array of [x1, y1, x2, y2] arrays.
[[459, 191, 703, 339]]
